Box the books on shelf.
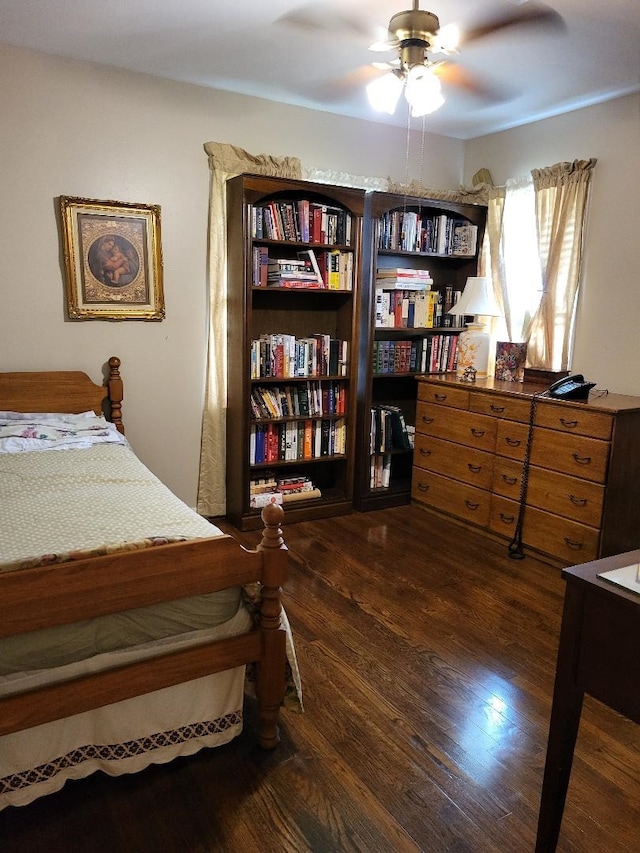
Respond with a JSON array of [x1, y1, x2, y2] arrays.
[[375, 267, 433, 290], [250, 333, 348, 379], [375, 289, 438, 329], [250, 381, 347, 420], [266, 257, 323, 288], [369, 405, 412, 454], [370, 453, 392, 489], [252, 199, 352, 246], [253, 248, 353, 290], [378, 210, 478, 256], [373, 334, 459, 375], [249, 473, 322, 506], [249, 418, 346, 465]]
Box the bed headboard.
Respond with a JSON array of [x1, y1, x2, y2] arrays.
[[0, 355, 124, 433]]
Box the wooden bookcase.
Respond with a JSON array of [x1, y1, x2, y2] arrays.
[[355, 191, 487, 512], [226, 174, 364, 530]]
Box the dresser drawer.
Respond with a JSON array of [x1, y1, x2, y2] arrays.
[[416, 402, 496, 452], [414, 433, 494, 490], [469, 391, 531, 423], [532, 430, 609, 483], [495, 420, 529, 460], [418, 381, 469, 410], [495, 421, 610, 482], [489, 495, 599, 563], [412, 469, 490, 528], [492, 458, 605, 527], [536, 400, 613, 440]]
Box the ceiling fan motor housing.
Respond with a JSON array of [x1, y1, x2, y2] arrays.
[[388, 9, 440, 46]]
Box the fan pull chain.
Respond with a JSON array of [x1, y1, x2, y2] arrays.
[[419, 114, 426, 185], [403, 108, 412, 216]]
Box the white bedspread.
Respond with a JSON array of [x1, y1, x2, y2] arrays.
[[0, 441, 222, 571]]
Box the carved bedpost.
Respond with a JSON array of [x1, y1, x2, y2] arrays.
[[107, 356, 124, 434], [256, 503, 288, 749]]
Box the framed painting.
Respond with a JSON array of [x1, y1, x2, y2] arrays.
[[60, 196, 164, 320]]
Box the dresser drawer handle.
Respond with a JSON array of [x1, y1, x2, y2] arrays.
[[419, 448, 431, 457], [465, 500, 480, 510], [499, 512, 515, 524], [569, 495, 587, 506], [559, 418, 578, 428], [490, 404, 505, 413], [564, 537, 584, 550], [421, 416, 434, 425], [468, 464, 481, 473], [434, 393, 447, 402], [471, 429, 485, 437], [505, 437, 521, 447], [572, 453, 592, 465], [502, 474, 518, 485], [418, 482, 429, 492]]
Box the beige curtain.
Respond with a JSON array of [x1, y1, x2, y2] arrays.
[[526, 158, 597, 370], [484, 185, 508, 331], [385, 178, 489, 206], [196, 143, 303, 517]]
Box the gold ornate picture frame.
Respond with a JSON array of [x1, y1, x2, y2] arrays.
[[60, 196, 164, 320]]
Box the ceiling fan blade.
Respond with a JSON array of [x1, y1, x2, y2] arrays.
[[461, 1, 566, 46], [369, 38, 400, 53], [310, 65, 385, 103], [432, 61, 512, 103], [277, 4, 371, 39]]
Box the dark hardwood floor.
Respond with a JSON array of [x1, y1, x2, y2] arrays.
[[1, 506, 638, 852]]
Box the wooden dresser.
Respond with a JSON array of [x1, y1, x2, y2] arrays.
[[412, 376, 640, 565]]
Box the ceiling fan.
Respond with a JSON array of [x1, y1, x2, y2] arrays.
[[279, 1, 565, 117], [367, 0, 565, 116]]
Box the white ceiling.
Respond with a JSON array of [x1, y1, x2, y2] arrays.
[[1, 0, 639, 139]]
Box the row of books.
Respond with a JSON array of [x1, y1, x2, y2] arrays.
[[375, 289, 439, 329], [370, 453, 392, 490], [249, 418, 346, 465], [252, 248, 353, 290], [252, 199, 353, 246], [369, 405, 413, 455], [250, 333, 349, 379], [249, 474, 322, 508], [251, 381, 347, 420], [373, 334, 459, 375], [379, 211, 478, 256]]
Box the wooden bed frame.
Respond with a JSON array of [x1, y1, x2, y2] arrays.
[[0, 356, 288, 750]]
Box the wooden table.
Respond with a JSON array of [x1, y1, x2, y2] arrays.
[[536, 550, 640, 851]]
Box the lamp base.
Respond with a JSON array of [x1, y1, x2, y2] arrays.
[[455, 323, 491, 380]]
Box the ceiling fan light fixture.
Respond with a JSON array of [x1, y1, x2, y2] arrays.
[[366, 70, 404, 114], [404, 64, 445, 116]]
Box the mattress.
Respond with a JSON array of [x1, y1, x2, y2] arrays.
[[0, 439, 241, 681]]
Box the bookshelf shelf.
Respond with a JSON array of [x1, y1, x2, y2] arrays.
[[226, 173, 364, 530], [354, 191, 487, 512]]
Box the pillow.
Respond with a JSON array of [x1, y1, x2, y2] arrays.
[[0, 410, 97, 421], [0, 414, 125, 454]]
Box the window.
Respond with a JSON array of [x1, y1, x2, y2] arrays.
[[501, 176, 542, 343]]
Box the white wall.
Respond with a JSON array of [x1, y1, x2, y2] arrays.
[[0, 44, 464, 507], [464, 94, 640, 395]]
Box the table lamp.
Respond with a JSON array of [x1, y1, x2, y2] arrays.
[[448, 277, 502, 380]]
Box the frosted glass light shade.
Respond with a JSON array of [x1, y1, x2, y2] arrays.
[[366, 72, 403, 114], [367, 64, 445, 117], [404, 65, 445, 117]]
